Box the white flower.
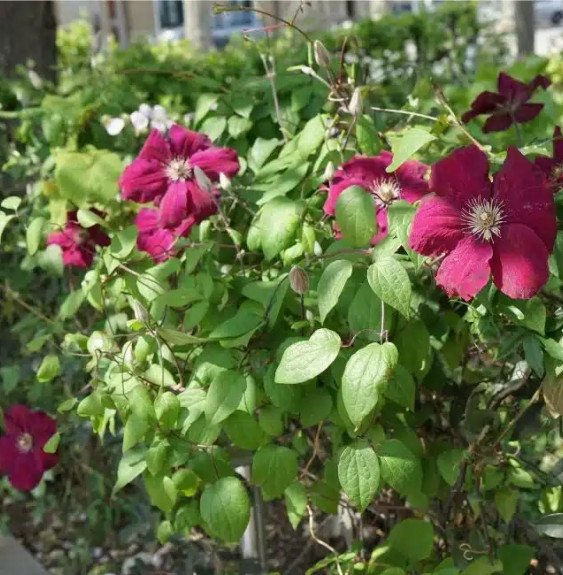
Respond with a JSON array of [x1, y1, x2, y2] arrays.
[[103, 116, 125, 136], [130, 110, 150, 134]]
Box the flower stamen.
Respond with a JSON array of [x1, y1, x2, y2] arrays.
[[165, 157, 192, 182], [17, 432, 33, 453], [461, 197, 505, 242], [370, 178, 402, 207]]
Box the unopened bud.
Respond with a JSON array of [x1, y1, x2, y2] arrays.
[[194, 166, 213, 193], [323, 161, 335, 181], [348, 87, 363, 117], [289, 266, 309, 295], [313, 40, 331, 68], [131, 300, 149, 323], [219, 172, 231, 191], [301, 65, 315, 77], [313, 241, 323, 256]]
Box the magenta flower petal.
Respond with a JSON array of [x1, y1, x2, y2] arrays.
[[373, 208, 389, 244], [436, 235, 493, 300], [554, 125, 563, 159], [9, 453, 45, 492], [120, 159, 168, 203], [430, 146, 492, 207], [493, 146, 556, 250], [190, 147, 240, 181], [186, 180, 218, 222], [514, 102, 544, 123], [408, 196, 464, 256], [491, 223, 549, 299], [159, 181, 189, 229], [395, 158, 429, 202], [168, 124, 212, 158], [483, 113, 512, 133], [138, 129, 170, 163]]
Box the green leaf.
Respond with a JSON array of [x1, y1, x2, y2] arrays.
[[384, 364, 415, 410], [297, 115, 325, 158], [259, 197, 301, 261], [145, 474, 176, 513], [523, 335, 544, 377], [341, 342, 398, 427], [26, 216, 46, 255], [200, 477, 250, 542], [0, 212, 16, 243], [300, 387, 332, 427], [43, 432, 60, 454], [55, 149, 122, 206], [249, 138, 281, 172], [59, 289, 85, 320], [378, 439, 422, 496], [1, 196, 21, 211], [542, 337, 563, 361], [110, 225, 137, 259], [386, 127, 435, 172], [156, 520, 173, 544], [535, 513, 563, 538], [228, 115, 252, 139], [285, 481, 307, 529], [367, 256, 411, 318], [76, 208, 106, 228], [113, 446, 147, 495], [252, 445, 298, 499], [317, 260, 353, 324], [543, 361, 563, 417], [275, 329, 341, 384], [338, 440, 380, 510], [223, 411, 265, 450], [498, 544, 534, 575], [123, 414, 149, 451], [387, 519, 434, 563], [348, 282, 385, 338], [495, 487, 518, 522], [461, 557, 502, 575], [155, 392, 180, 430], [205, 370, 247, 425], [37, 354, 60, 383], [334, 186, 377, 248], [146, 441, 171, 476], [158, 328, 207, 346], [201, 116, 226, 141], [437, 448, 465, 486]]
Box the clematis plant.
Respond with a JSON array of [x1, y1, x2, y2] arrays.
[[535, 125, 563, 190], [462, 72, 551, 132], [0, 405, 58, 492]]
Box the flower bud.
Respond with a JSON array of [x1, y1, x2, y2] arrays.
[[194, 166, 213, 193], [131, 300, 149, 323], [301, 65, 315, 77], [289, 266, 309, 295], [323, 161, 335, 182], [313, 40, 331, 68], [219, 172, 232, 191], [313, 241, 323, 256], [348, 87, 363, 117]]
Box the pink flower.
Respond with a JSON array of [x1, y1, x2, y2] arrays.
[[535, 126, 563, 191], [323, 152, 429, 244], [0, 405, 58, 492], [135, 208, 193, 262], [462, 72, 551, 133], [119, 124, 239, 228], [47, 211, 110, 268], [409, 146, 556, 300]]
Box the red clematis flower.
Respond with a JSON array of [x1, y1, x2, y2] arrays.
[[0, 405, 58, 492], [461, 72, 551, 133], [135, 208, 193, 262], [409, 146, 556, 300], [535, 126, 563, 191], [119, 124, 239, 229], [323, 152, 429, 244], [47, 210, 110, 268]]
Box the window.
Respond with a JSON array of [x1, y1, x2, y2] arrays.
[[212, 0, 253, 30], [159, 0, 184, 29]]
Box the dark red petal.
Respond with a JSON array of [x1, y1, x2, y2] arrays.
[[186, 180, 219, 223], [498, 72, 530, 101], [88, 226, 111, 248], [62, 246, 93, 268], [483, 112, 513, 133], [159, 182, 189, 229], [8, 453, 44, 492], [493, 146, 556, 251], [135, 208, 160, 234], [436, 236, 492, 301], [409, 196, 464, 256], [491, 223, 549, 299], [0, 435, 17, 474], [138, 129, 170, 163], [46, 230, 75, 250], [137, 224, 176, 263], [371, 208, 389, 245], [190, 147, 240, 182], [514, 102, 543, 124], [534, 156, 557, 181], [337, 153, 392, 182], [395, 158, 429, 202], [168, 124, 211, 158], [27, 411, 57, 446], [120, 158, 168, 203], [462, 91, 505, 123], [529, 74, 551, 91], [4, 405, 32, 435], [430, 146, 492, 207]]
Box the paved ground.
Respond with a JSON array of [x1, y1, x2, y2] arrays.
[[535, 25, 563, 55]]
